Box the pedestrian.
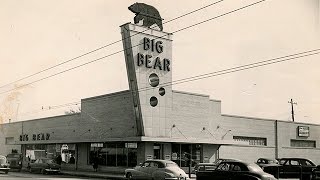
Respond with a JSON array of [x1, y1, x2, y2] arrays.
[[56, 154, 62, 165], [92, 154, 99, 172], [69, 154, 75, 164]]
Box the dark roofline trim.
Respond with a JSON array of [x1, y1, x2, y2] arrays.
[[1, 113, 80, 125], [222, 114, 320, 126], [82, 90, 130, 101], [172, 90, 209, 98]]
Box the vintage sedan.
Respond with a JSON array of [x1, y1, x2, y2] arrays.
[[194, 159, 240, 173], [6, 153, 22, 171], [0, 155, 10, 174], [263, 158, 320, 180], [196, 159, 276, 180], [29, 158, 61, 174], [125, 159, 189, 180]]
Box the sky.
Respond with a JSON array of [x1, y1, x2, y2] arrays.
[[0, 0, 319, 124]]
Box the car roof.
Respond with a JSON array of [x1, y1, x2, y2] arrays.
[[145, 159, 176, 164], [218, 159, 242, 162], [197, 163, 216, 166], [258, 158, 277, 161], [220, 160, 255, 166], [279, 158, 311, 161]]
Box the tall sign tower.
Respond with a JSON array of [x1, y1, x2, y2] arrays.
[[121, 3, 173, 137]]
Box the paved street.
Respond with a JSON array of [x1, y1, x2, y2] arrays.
[[0, 171, 112, 180]]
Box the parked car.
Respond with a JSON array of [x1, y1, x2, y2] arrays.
[[263, 158, 320, 180], [0, 155, 10, 174], [125, 159, 189, 180], [194, 163, 216, 174], [194, 158, 240, 173], [6, 153, 22, 171], [196, 159, 276, 180], [256, 158, 279, 168], [29, 158, 61, 174]]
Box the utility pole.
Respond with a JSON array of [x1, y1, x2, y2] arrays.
[[288, 99, 297, 122]]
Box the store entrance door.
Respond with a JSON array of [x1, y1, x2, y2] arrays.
[[153, 144, 161, 159]]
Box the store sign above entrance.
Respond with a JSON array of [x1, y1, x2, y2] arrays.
[[298, 126, 309, 137], [19, 133, 50, 142], [137, 37, 170, 71]]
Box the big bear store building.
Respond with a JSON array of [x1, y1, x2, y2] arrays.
[[1, 22, 320, 173]]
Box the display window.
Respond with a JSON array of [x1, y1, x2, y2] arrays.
[[171, 143, 201, 167], [24, 144, 76, 165], [89, 142, 137, 167]]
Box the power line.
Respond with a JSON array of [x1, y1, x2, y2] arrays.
[[0, 0, 225, 90], [15, 48, 320, 119], [167, 50, 320, 87], [172, 0, 266, 34], [18, 101, 80, 117], [0, 0, 267, 96]]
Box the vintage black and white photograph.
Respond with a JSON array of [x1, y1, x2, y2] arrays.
[[0, 0, 319, 180]]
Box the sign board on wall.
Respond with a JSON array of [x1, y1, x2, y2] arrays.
[[91, 143, 103, 148], [125, 143, 137, 148], [298, 126, 310, 137], [171, 153, 178, 160], [146, 155, 153, 160]]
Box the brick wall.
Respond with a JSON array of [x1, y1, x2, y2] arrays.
[[219, 145, 276, 163], [170, 91, 221, 140], [277, 121, 320, 164]]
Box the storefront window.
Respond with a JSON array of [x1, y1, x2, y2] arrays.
[[117, 143, 127, 166], [181, 144, 191, 167], [171, 144, 180, 166], [106, 143, 116, 166], [191, 144, 201, 166], [171, 143, 201, 167], [127, 143, 137, 167], [61, 144, 76, 164], [89, 142, 137, 167], [89, 143, 106, 166], [24, 144, 77, 165]]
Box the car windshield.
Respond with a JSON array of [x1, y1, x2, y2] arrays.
[[166, 162, 179, 167], [248, 163, 264, 173], [7, 154, 20, 158], [268, 160, 278, 164], [214, 159, 224, 165]]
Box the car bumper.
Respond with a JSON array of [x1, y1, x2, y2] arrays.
[[165, 177, 189, 180], [44, 168, 60, 172], [0, 168, 10, 171]]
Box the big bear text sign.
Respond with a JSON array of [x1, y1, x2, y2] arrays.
[[137, 37, 171, 71]]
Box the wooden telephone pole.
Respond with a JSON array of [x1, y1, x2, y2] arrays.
[[288, 99, 297, 122]]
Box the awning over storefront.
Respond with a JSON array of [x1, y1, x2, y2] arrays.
[[13, 136, 246, 146]]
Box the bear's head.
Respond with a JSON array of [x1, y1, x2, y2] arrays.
[[128, 3, 141, 14]]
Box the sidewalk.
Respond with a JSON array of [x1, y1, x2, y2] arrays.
[[61, 170, 197, 179]]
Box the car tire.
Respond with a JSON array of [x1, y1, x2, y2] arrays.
[[126, 172, 133, 179], [5, 170, 8, 174]]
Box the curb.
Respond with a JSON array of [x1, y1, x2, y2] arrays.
[[61, 171, 126, 179]]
